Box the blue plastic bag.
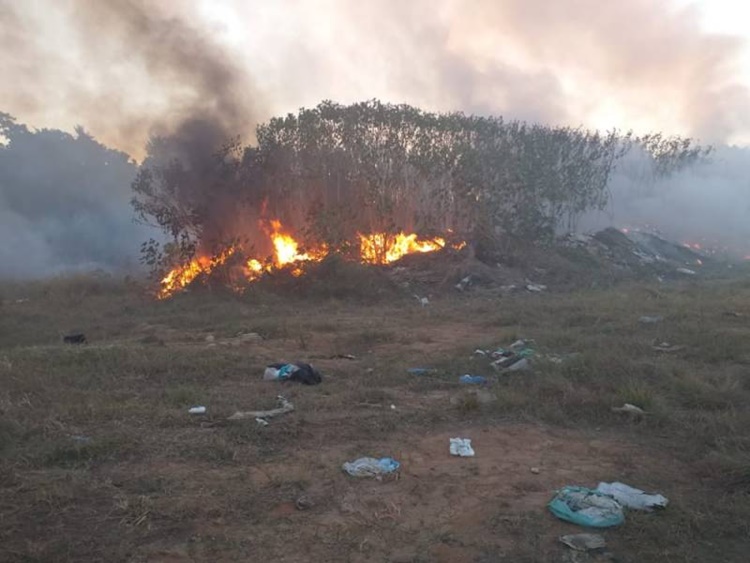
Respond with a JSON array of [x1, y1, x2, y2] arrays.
[[548, 486, 624, 528], [459, 374, 488, 385], [342, 457, 400, 477]]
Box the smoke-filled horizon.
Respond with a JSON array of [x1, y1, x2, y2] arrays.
[[1, 0, 749, 278]]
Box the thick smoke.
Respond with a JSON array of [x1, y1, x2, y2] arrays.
[[0, 0, 264, 278], [1, 0, 749, 277], [581, 146, 750, 257], [0, 116, 145, 278]]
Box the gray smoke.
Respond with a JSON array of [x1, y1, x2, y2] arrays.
[[0, 0, 265, 278], [582, 145, 750, 257], [0, 0, 749, 277]]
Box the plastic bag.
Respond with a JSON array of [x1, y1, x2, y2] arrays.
[[595, 482, 668, 511], [548, 486, 624, 528], [449, 438, 475, 457], [342, 457, 400, 478]]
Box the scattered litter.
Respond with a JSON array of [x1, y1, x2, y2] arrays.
[[676, 267, 696, 275], [612, 403, 646, 415], [295, 495, 314, 511], [559, 533, 606, 552], [14, 298, 30, 304], [455, 275, 472, 291], [526, 283, 547, 292], [255, 417, 269, 427], [342, 457, 400, 478], [414, 294, 430, 307], [651, 341, 685, 353], [487, 339, 536, 372], [330, 354, 357, 360], [63, 333, 87, 345], [499, 284, 518, 293], [449, 438, 475, 457], [548, 486, 625, 528], [263, 362, 322, 385], [390, 404, 396, 410], [638, 315, 663, 324], [188, 406, 206, 415], [228, 395, 294, 421], [408, 367, 437, 375], [459, 374, 488, 385], [505, 357, 530, 371], [595, 482, 668, 511], [544, 352, 581, 364], [530, 467, 540, 474], [205, 334, 215, 343]]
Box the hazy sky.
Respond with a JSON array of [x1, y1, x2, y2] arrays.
[[1, 0, 749, 158]]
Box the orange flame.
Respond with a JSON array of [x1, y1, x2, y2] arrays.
[[158, 246, 236, 299], [359, 232, 449, 264], [159, 222, 465, 298]]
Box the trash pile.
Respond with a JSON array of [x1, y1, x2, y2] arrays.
[[474, 339, 536, 373], [549, 481, 668, 528], [263, 362, 323, 385], [562, 227, 706, 277]]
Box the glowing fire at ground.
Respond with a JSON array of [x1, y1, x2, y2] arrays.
[[158, 246, 237, 299], [359, 232, 448, 264], [159, 222, 464, 298]]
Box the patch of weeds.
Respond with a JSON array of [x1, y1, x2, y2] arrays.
[[454, 393, 480, 414], [0, 416, 21, 452], [43, 434, 135, 468], [163, 384, 205, 407], [617, 380, 655, 410]]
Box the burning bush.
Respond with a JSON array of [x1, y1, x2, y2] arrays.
[[131, 100, 708, 297]]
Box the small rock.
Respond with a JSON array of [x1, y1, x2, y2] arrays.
[[560, 533, 606, 552], [205, 334, 215, 343], [237, 332, 263, 343], [295, 496, 314, 511], [530, 467, 540, 474]]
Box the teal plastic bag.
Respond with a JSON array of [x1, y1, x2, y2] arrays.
[[548, 486, 624, 528]]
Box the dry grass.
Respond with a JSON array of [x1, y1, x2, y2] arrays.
[[1, 274, 750, 561]]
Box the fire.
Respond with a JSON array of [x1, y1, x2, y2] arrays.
[[359, 232, 449, 264], [159, 222, 464, 298], [158, 246, 236, 299], [268, 220, 327, 269]]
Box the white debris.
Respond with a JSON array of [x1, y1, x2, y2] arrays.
[[188, 406, 206, 415], [596, 481, 668, 511], [449, 437, 475, 457], [612, 403, 646, 415], [526, 283, 547, 292], [676, 267, 696, 275], [559, 533, 606, 552]]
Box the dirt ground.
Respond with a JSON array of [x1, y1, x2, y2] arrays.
[[1, 275, 749, 562]]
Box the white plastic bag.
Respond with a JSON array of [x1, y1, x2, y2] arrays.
[[596, 481, 668, 511], [449, 438, 475, 457], [342, 457, 400, 477]]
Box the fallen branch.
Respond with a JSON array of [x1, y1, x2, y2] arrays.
[[228, 396, 294, 421]]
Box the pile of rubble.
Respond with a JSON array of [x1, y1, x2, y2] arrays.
[[561, 228, 705, 276]]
